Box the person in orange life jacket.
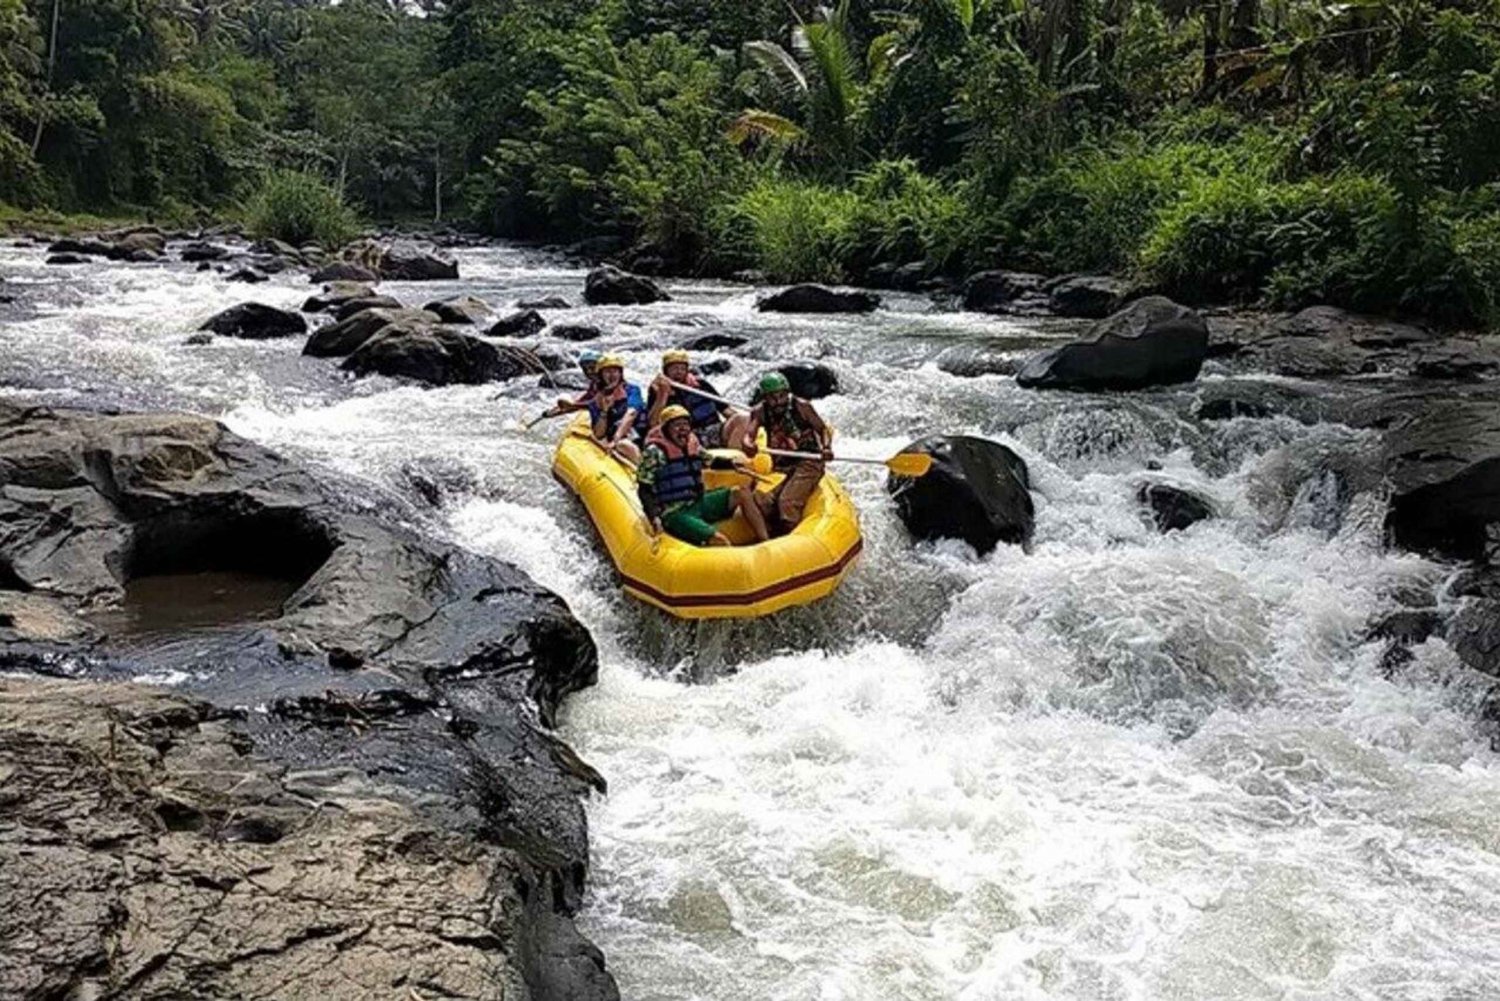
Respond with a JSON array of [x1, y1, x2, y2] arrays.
[[588, 354, 643, 463], [551, 348, 603, 415], [740, 371, 832, 533], [637, 405, 770, 547], [646, 349, 731, 446]]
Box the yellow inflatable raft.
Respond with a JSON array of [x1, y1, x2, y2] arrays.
[[551, 418, 862, 618]]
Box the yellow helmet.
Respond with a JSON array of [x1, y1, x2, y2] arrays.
[[596, 353, 626, 371], [662, 348, 690, 368], [658, 404, 692, 425]]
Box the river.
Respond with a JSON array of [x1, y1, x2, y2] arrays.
[[3, 241, 1498, 1000]]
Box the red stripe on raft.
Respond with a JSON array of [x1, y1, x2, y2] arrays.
[[622, 537, 863, 608]]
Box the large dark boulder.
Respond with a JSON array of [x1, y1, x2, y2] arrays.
[[0, 403, 617, 1000], [583, 265, 669, 306], [333, 294, 403, 321], [681, 332, 748, 352], [1447, 570, 1500, 677], [1138, 481, 1215, 532], [1047, 275, 1130, 318], [756, 284, 879, 314], [1016, 296, 1208, 391], [1376, 389, 1500, 562], [551, 323, 604, 342], [887, 435, 1034, 555], [44, 253, 89, 265], [341, 326, 545, 385], [516, 295, 572, 310], [961, 270, 1048, 313], [309, 261, 379, 284], [423, 294, 490, 324], [370, 240, 460, 281], [773, 361, 839, 400], [304, 307, 438, 358], [178, 241, 231, 263], [199, 302, 307, 340], [302, 281, 377, 313], [47, 237, 116, 258], [225, 266, 268, 284], [490, 309, 547, 338], [1238, 306, 1432, 378]]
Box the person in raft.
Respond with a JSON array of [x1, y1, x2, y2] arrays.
[[589, 353, 643, 463], [740, 371, 833, 535], [638, 405, 770, 547], [549, 348, 603, 416], [646, 349, 731, 446]]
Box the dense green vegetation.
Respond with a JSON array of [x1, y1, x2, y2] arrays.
[[1, 0, 1496, 326]]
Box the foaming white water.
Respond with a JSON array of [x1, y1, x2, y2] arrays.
[[5, 240, 1499, 999]]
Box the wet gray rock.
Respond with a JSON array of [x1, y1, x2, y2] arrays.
[[226, 266, 268, 283], [302, 281, 378, 313], [1048, 275, 1130, 318], [757, 284, 879, 314], [47, 236, 116, 258], [773, 361, 839, 400], [1192, 379, 1335, 424], [333, 294, 403, 321], [304, 307, 439, 358], [1138, 481, 1215, 532], [1238, 306, 1432, 378], [309, 261, 379, 284], [1374, 388, 1500, 562], [1448, 570, 1500, 677], [552, 323, 604, 342], [516, 295, 572, 310], [179, 241, 231, 263], [248, 236, 301, 259], [183, 332, 213, 346], [490, 309, 547, 338], [342, 325, 548, 385], [680, 332, 748, 352], [961, 270, 1048, 314], [0, 404, 617, 1000], [934, 346, 1019, 378], [1017, 296, 1208, 391], [423, 294, 491, 324], [44, 252, 88, 265], [356, 239, 460, 281], [583, 265, 669, 306], [199, 302, 307, 340], [1412, 340, 1500, 382], [887, 434, 1034, 555]]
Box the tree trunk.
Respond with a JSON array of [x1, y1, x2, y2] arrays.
[[1199, 1, 1221, 99], [31, 0, 62, 156], [433, 145, 442, 223]]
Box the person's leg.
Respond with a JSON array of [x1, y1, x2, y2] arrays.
[[752, 489, 785, 537], [613, 440, 641, 464], [733, 485, 770, 543], [662, 504, 718, 546], [775, 460, 825, 526]]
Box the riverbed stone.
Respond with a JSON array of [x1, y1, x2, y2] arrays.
[[302, 281, 378, 313], [516, 295, 572, 310], [961, 270, 1049, 314], [757, 284, 879, 314], [304, 306, 438, 358], [423, 294, 491, 324], [583, 265, 669, 306], [310, 261, 379, 284], [1048, 275, 1130, 318], [341, 325, 544, 384], [199, 302, 307, 340], [887, 434, 1034, 555], [490, 308, 547, 338], [0, 402, 617, 1000], [1138, 481, 1216, 532], [1017, 296, 1208, 391], [773, 361, 839, 400], [552, 323, 605, 342], [333, 294, 403, 320]]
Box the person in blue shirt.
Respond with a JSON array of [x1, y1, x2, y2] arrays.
[[588, 353, 643, 463]]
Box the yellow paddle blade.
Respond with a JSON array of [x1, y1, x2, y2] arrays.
[[886, 452, 934, 478]]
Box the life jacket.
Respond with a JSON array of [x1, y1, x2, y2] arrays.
[[669, 373, 721, 429], [644, 427, 704, 507], [763, 397, 819, 454], [589, 382, 643, 437]]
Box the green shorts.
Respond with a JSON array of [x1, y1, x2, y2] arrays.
[[662, 487, 735, 546]]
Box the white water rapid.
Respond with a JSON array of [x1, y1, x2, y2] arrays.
[[3, 241, 1498, 1000]]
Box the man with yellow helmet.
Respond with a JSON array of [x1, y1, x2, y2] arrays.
[[637, 403, 769, 547], [588, 353, 643, 463], [647, 348, 731, 446]]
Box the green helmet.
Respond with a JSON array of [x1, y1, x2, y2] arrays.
[[759, 372, 790, 395]]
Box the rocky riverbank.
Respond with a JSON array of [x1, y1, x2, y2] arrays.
[[0, 401, 617, 999]]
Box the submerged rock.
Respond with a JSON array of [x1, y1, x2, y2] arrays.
[[304, 306, 438, 358], [551, 323, 605, 342], [199, 302, 307, 340], [516, 295, 572, 310], [342, 325, 546, 385], [44, 252, 89, 265], [225, 266, 268, 283], [757, 284, 879, 314], [1017, 296, 1208, 392], [0, 403, 617, 1000], [490, 308, 547, 338], [583, 265, 669, 306], [887, 434, 1034, 555], [1138, 481, 1215, 532]]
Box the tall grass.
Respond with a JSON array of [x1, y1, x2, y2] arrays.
[[245, 170, 358, 249]]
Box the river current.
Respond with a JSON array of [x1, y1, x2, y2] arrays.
[[3, 242, 1498, 1000]]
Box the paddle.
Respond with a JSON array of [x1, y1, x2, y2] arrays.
[[665, 378, 934, 478], [524, 406, 567, 430]]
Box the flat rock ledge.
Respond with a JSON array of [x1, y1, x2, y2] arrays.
[[0, 401, 618, 1001]]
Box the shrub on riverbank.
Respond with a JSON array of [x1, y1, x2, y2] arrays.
[[245, 171, 358, 249]]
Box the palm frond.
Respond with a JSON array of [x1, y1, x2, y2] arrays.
[[743, 40, 808, 98], [727, 109, 806, 145]]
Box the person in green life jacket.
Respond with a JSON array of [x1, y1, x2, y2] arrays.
[[588, 353, 643, 463], [550, 348, 603, 416], [646, 349, 731, 446], [741, 371, 832, 535], [638, 405, 770, 547]]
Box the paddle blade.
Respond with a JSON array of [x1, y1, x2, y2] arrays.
[[885, 452, 934, 478]]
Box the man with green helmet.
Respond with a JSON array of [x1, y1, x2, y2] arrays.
[[740, 371, 832, 534]]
